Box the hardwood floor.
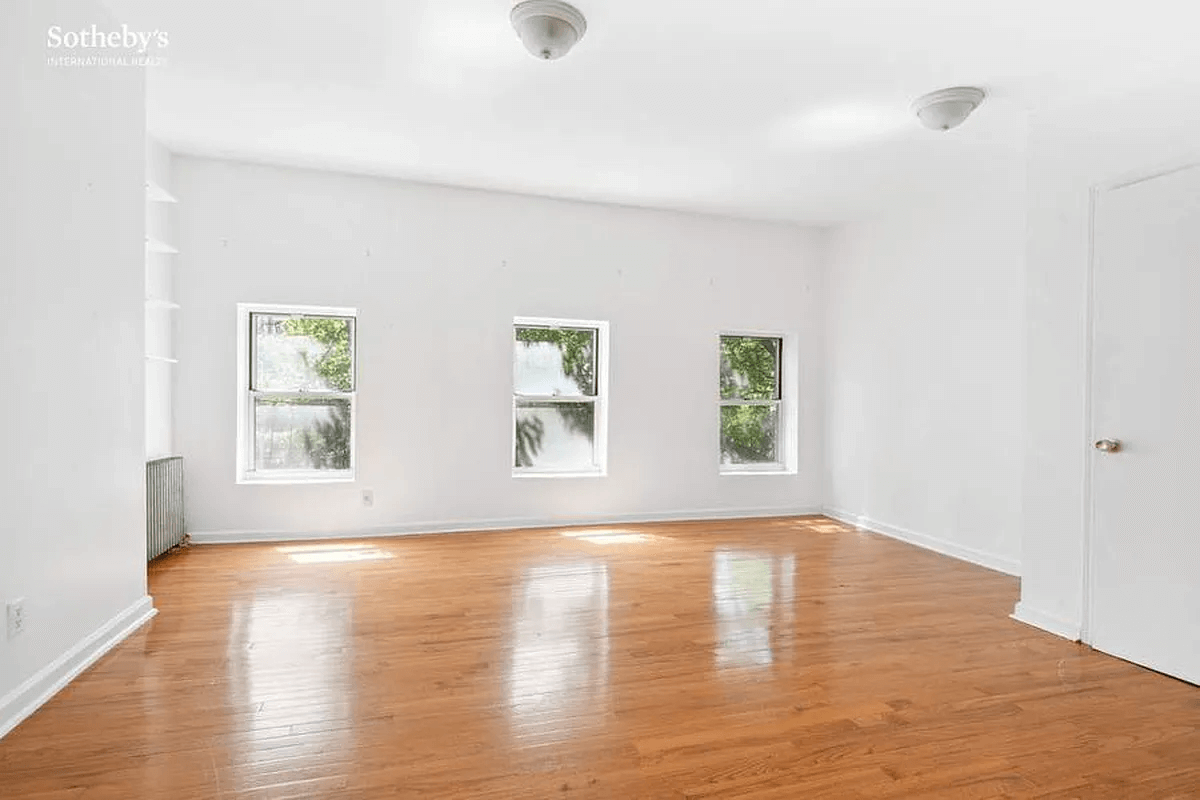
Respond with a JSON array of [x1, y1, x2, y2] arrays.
[[1, 516, 1197, 799]]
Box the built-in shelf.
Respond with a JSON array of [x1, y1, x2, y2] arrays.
[[144, 354, 178, 364], [145, 180, 178, 204], [145, 298, 181, 310], [145, 237, 178, 254]]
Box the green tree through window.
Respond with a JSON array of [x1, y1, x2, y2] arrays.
[[720, 336, 782, 465], [280, 317, 353, 470]]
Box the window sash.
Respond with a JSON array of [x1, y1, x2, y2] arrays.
[[249, 312, 357, 393], [513, 394, 597, 403], [246, 392, 357, 477], [719, 335, 782, 402], [250, 390, 354, 401], [718, 399, 779, 407], [719, 400, 784, 468], [513, 324, 599, 398]]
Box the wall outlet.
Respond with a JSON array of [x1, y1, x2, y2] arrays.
[[361, 489, 374, 508], [7, 598, 25, 640]]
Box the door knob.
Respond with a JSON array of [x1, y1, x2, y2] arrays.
[[1094, 438, 1122, 453]]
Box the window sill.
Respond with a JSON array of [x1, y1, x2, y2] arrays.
[[238, 472, 356, 486], [719, 465, 795, 476], [513, 469, 607, 479]]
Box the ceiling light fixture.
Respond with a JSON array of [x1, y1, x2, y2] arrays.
[[911, 87, 986, 131], [511, 0, 587, 61]]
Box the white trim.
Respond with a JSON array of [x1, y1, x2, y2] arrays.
[[0, 596, 156, 740], [1081, 184, 1099, 645], [188, 506, 825, 545], [513, 315, 609, 330], [821, 506, 868, 529], [512, 469, 605, 479], [238, 473, 356, 485], [820, 507, 1020, 576], [720, 466, 792, 476], [1010, 602, 1082, 642]]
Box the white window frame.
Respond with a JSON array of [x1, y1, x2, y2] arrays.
[[512, 316, 609, 479], [718, 331, 798, 476], [236, 303, 358, 485]]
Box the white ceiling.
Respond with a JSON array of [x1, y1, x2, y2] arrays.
[[105, 0, 1199, 223]]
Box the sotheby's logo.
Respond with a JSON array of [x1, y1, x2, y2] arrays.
[[46, 24, 169, 67]]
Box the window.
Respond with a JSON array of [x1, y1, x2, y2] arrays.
[[719, 334, 787, 472], [513, 317, 608, 476], [237, 304, 356, 483]]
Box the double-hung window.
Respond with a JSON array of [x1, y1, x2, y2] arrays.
[[512, 317, 608, 476], [237, 303, 357, 483], [719, 334, 787, 472]]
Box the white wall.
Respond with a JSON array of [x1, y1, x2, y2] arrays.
[[0, 0, 151, 733], [174, 158, 826, 540], [1017, 83, 1200, 637], [824, 150, 1026, 574]]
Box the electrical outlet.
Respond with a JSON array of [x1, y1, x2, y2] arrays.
[[7, 598, 25, 640], [362, 489, 374, 508]]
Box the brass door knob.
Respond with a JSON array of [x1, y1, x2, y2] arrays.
[[1094, 439, 1122, 453]]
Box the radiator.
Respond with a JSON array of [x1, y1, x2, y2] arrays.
[[146, 456, 185, 561]]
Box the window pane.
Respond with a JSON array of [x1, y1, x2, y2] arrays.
[[514, 402, 596, 470], [514, 327, 596, 396], [720, 336, 780, 401], [254, 314, 354, 392], [254, 397, 352, 471], [720, 404, 780, 464]]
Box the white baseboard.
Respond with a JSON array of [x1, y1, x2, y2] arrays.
[[0, 595, 157, 740], [821, 506, 868, 529], [1010, 602, 1081, 642], [189, 505, 826, 545], [821, 506, 1021, 577]]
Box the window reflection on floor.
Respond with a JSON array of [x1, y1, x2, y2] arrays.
[[226, 591, 354, 782], [507, 561, 610, 744], [713, 550, 796, 670]]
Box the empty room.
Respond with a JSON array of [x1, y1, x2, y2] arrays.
[[2, 0, 1199, 797]]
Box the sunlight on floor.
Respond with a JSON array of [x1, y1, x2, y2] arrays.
[[276, 543, 394, 564], [558, 528, 662, 545]]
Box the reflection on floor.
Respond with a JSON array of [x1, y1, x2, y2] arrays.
[[713, 549, 795, 669], [509, 562, 609, 743], [2, 515, 1198, 798]]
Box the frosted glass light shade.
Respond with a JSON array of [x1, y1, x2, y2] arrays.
[[511, 0, 587, 61], [912, 87, 986, 131]]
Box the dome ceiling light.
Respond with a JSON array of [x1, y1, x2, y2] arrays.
[[911, 87, 986, 131], [511, 0, 587, 61]]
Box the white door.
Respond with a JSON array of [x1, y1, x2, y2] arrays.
[[1090, 164, 1200, 685]]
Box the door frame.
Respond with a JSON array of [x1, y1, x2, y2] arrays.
[[1080, 158, 1200, 646]]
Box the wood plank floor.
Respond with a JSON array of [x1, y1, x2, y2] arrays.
[[1, 516, 1198, 799]]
